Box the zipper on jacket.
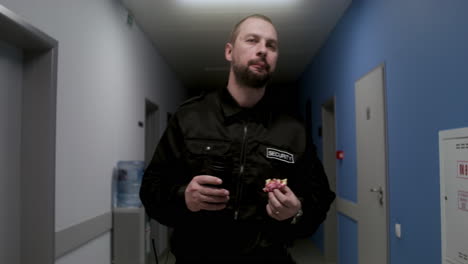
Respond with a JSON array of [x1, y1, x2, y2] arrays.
[[234, 124, 248, 220]]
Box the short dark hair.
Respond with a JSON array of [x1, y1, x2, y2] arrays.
[[229, 14, 274, 44]]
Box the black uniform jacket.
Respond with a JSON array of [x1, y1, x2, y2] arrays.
[[140, 87, 335, 260]]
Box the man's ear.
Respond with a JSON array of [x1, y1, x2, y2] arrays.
[[225, 43, 233, 62]]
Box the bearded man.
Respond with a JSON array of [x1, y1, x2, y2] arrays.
[[140, 14, 335, 264]]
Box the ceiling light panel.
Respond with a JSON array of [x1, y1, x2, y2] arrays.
[[176, 0, 301, 7]]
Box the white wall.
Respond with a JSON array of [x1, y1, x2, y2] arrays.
[[0, 0, 186, 263], [56, 233, 111, 264], [0, 40, 22, 264]]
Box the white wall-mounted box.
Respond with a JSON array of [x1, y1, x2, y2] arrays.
[[440, 127, 468, 264]]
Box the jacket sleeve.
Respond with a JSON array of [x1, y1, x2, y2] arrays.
[[269, 143, 336, 241], [288, 143, 336, 238], [139, 114, 191, 227]]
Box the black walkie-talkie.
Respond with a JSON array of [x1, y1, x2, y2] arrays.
[[202, 157, 232, 191]]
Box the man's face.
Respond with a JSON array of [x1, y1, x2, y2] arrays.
[[225, 18, 279, 88]]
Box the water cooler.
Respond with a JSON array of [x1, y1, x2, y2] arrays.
[[112, 161, 150, 264]]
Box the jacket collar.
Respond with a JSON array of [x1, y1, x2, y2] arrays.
[[217, 87, 271, 126]]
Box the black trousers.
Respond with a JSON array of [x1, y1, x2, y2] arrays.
[[174, 247, 296, 264]]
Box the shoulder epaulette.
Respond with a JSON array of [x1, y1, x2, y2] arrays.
[[178, 92, 207, 108]]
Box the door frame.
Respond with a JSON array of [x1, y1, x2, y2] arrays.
[[0, 5, 58, 264]]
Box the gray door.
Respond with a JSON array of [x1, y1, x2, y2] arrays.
[[322, 99, 337, 263], [355, 65, 389, 264], [145, 100, 160, 164], [144, 100, 171, 259], [0, 40, 23, 264]]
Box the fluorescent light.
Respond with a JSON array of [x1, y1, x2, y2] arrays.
[[177, 0, 299, 6]]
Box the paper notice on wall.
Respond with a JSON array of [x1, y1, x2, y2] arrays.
[[457, 161, 468, 180], [459, 191, 468, 212]]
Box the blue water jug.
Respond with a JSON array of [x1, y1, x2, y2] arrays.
[[116, 160, 145, 208]]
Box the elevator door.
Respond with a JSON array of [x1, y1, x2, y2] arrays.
[[0, 40, 23, 264]]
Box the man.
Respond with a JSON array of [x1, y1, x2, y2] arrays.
[[140, 14, 335, 263]]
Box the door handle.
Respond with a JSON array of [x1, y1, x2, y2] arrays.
[[370, 186, 384, 206], [370, 186, 382, 194]]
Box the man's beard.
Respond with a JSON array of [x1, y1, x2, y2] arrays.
[[232, 59, 273, 89]]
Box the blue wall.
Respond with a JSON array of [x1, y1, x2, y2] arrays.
[[338, 213, 358, 264], [300, 0, 468, 263]]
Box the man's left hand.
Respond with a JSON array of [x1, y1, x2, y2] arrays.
[[266, 186, 302, 221]]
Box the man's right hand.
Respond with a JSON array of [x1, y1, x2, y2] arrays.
[[184, 175, 230, 212]]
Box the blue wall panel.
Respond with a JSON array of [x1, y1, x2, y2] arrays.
[[300, 0, 468, 263], [338, 213, 357, 264]]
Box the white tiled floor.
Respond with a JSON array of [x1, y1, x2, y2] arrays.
[[151, 238, 335, 264]]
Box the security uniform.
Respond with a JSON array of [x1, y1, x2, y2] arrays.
[[140, 87, 336, 263]]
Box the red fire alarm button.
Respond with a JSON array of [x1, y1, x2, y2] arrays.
[[336, 150, 344, 160]]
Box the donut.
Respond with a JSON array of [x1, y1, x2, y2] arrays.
[[263, 178, 287, 192]]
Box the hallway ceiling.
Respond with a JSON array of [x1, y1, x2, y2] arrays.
[[121, 0, 351, 94]]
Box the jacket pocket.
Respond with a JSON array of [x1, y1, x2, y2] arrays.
[[185, 139, 231, 156], [184, 139, 234, 188]]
